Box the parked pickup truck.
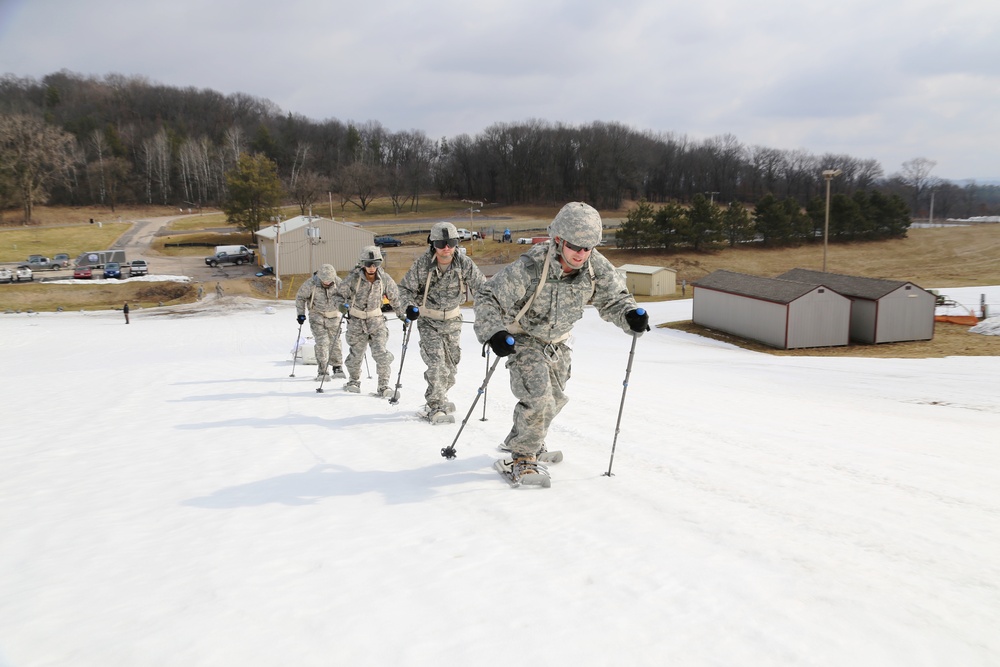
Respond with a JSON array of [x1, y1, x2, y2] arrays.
[[26, 256, 63, 271], [128, 259, 149, 276], [204, 245, 255, 267]]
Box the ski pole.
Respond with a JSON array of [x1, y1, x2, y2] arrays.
[[289, 321, 304, 377], [319, 313, 348, 394], [604, 329, 641, 477], [441, 345, 507, 460], [479, 347, 490, 421], [364, 351, 372, 379], [389, 319, 415, 405]]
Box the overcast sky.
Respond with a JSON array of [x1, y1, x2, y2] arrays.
[[2, 0, 998, 181]]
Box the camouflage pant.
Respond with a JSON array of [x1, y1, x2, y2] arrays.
[[416, 317, 463, 408], [309, 314, 344, 369], [344, 319, 394, 387], [502, 336, 571, 457]]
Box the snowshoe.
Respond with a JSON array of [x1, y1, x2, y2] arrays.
[[373, 386, 394, 399], [344, 381, 361, 394], [330, 366, 346, 379], [417, 405, 455, 424], [494, 456, 550, 488]]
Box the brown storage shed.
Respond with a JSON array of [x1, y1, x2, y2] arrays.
[[693, 270, 851, 349], [617, 264, 677, 296], [778, 269, 935, 344]]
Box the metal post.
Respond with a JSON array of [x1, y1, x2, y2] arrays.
[[822, 169, 841, 272]]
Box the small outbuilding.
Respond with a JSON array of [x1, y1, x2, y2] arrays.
[[617, 264, 677, 296], [693, 269, 851, 349], [778, 269, 935, 344], [256, 215, 375, 275]]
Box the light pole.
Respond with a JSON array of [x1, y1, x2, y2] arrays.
[[822, 169, 842, 272], [705, 191, 719, 205], [463, 199, 483, 229]]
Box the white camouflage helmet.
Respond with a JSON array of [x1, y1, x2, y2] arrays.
[[359, 245, 383, 263], [318, 264, 337, 284], [548, 202, 602, 249], [429, 221, 459, 243]]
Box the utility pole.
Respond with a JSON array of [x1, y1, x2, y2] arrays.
[[822, 169, 842, 272]]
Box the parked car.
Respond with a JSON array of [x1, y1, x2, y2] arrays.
[[15, 265, 33, 282], [52, 253, 71, 268], [103, 262, 123, 279], [128, 259, 149, 276], [374, 236, 402, 248], [0, 268, 11, 283], [73, 265, 93, 279], [455, 228, 474, 241]]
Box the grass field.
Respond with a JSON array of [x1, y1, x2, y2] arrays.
[[2, 202, 998, 357]]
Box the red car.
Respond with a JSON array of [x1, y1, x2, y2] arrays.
[[73, 265, 93, 279]]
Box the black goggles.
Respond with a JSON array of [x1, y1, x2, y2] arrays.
[[562, 240, 591, 253], [432, 238, 460, 249], [362, 260, 382, 268]]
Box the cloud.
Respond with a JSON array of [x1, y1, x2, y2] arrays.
[[1, 0, 998, 179]]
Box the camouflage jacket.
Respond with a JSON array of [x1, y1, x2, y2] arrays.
[[474, 242, 638, 344], [295, 273, 341, 317], [398, 251, 486, 318], [333, 265, 405, 322]]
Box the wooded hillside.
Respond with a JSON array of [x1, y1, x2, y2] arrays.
[[2, 71, 998, 220]]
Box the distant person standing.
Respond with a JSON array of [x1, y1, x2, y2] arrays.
[[123, 302, 130, 324], [215, 282, 224, 298], [197, 283, 205, 300]]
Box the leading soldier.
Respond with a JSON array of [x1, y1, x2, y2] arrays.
[[474, 202, 650, 487]]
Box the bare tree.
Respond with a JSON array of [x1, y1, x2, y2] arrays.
[[336, 162, 381, 211], [898, 157, 939, 215], [224, 125, 244, 168], [288, 170, 328, 215], [89, 128, 108, 204], [141, 129, 172, 205], [289, 142, 311, 187], [0, 114, 77, 223]]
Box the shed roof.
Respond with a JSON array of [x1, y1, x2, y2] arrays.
[[257, 215, 361, 240], [693, 269, 827, 305], [617, 264, 677, 275], [777, 268, 913, 299]]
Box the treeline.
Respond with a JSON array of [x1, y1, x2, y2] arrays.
[[1, 70, 999, 221], [618, 190, 911, 251]]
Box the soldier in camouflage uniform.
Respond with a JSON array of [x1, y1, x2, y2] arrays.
[[295, 264, 346, 381], [474, 202, 650, 485], [399, 222, 486, 423], [333, 246, 407, 397]]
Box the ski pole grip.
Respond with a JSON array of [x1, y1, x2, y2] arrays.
[[505, 335, 514, 346]]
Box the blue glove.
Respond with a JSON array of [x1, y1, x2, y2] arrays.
[[625, 308, 650, 332], [405, 305, 420, 321], [489, 331, 516, 357], [296, 314, 306, 325]]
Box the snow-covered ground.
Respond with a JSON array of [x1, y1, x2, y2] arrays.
[[1, 288, 998, 666]]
